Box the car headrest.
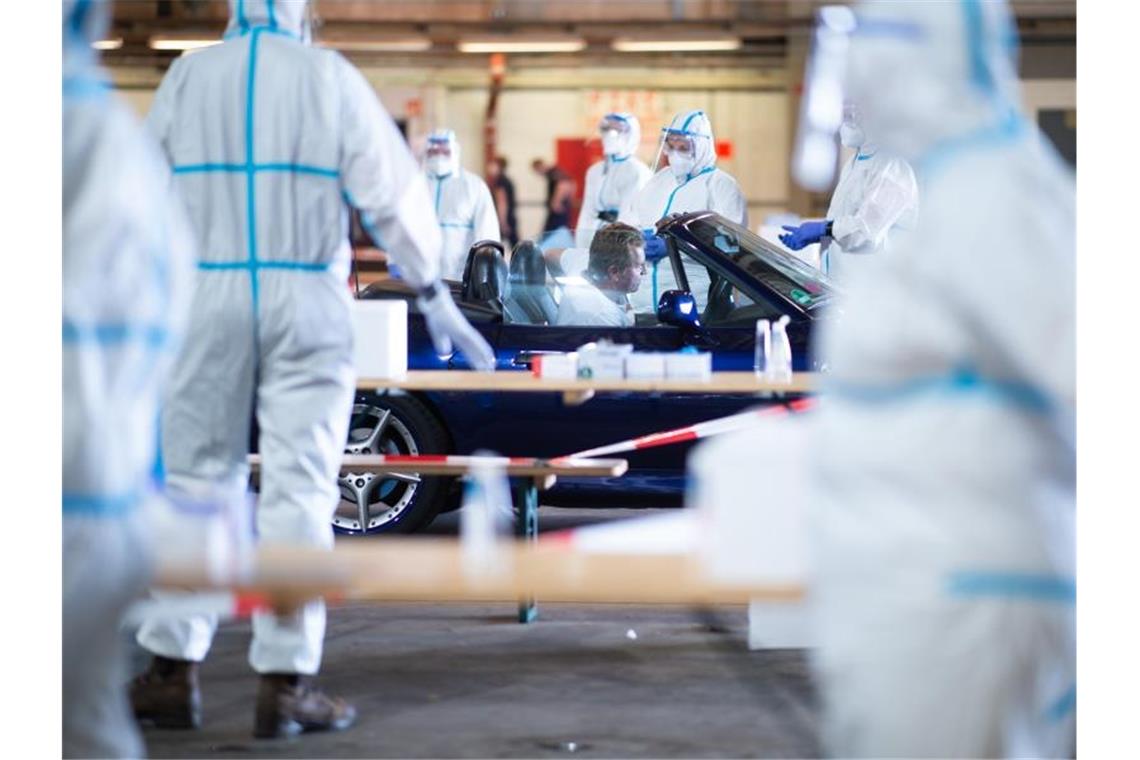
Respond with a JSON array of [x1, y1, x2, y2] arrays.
[[509, 240, 547, 286], [461, 239, 506, 289], [461, 244, 507, 304]]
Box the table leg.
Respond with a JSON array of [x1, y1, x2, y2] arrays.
[[513, 480, 539, 623]]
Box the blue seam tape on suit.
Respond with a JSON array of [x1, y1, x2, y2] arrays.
[[823, 365, 1053, 414], [63, 321, 169, 348], [63, 490, 139, 517], [946, 571, 1075, 603]]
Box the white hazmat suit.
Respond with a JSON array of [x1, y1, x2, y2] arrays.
[[423, 129, 501, 281], [821, 116, 918, 282], [574, 113, 652, 250], [62, 0, 195, 755], [810, 1, 1075, 756], [136, 0, 491, 677], [620, 109, 748, 314]]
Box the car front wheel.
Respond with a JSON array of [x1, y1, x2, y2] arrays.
[[333, 393, 451, 535]]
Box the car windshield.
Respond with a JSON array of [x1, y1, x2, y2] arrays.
[[680, 215, 837, 310]]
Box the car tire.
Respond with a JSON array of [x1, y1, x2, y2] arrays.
[[333, 392, 452, 535]]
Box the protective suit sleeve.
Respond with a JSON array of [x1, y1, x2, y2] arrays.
[[335, 56, 441, 287], [143, 56, 186, 164], [471, 176, 502, 245], [710, 172, 749, 228], [575, 164, 601, 248], [830, 157, 918, 254]]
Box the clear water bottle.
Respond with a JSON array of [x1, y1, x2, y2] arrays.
[[768, 315, 794, 384], [753, 318, 771, 377]]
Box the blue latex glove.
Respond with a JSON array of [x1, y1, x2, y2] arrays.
[[779, 220, 830, 251], [642, 230, 668, 262]]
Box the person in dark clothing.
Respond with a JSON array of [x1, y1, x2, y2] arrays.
[[531, 157, 576, 236], [485, 155, 519, 248]]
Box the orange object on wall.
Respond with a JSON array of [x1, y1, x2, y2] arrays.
[[715, 139, 734, 159]]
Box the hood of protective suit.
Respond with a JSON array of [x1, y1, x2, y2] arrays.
[[425, 129, 460, 178], [602, 112, 642, 160], [847, 0, 1022, 163], [63, 0, 110, 76], [663, 109, 716, 181], [224, 0, 309, 41]]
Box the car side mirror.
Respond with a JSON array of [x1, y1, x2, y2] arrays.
[[656, 290, 701, 329]]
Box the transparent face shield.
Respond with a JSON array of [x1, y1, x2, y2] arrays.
[[598, 114, 631, 157], [425, 138, 454, 175], [791, 5, 857, 191], [652, 127, 704, 175]]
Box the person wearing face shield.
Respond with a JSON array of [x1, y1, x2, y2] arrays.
[[619, 109, 747, 314], [779, 103, 918, 282], [806, 2, 1075, 756], [574, 113, 652, 250], [130, 0, 495, 740], [62, 0, 197, 755], [424, 129, 501, 280]]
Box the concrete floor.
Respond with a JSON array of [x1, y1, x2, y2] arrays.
[[141, 508, 822, 759]]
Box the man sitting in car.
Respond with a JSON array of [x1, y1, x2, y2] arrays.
[[554, 222, 646, 327]]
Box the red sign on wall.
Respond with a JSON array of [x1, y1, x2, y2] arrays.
[[715, 139, 734, 159]]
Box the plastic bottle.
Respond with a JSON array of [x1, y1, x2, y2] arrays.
[[460, 450, 513, 578], [753, 319, 771, 377], [767, 315, 794, 384]]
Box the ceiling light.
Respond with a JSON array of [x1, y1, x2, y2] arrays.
[[148, 35, 221, 52], [92, 37, 123, 50], [611, 36, 742, 52], [458, 35, 586, 54], [319, 35, 432, 53]]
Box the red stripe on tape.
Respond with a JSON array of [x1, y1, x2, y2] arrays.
[[637, 429, 698, 449], [382, 454, 449, 464], [233, 593, 271, 617]]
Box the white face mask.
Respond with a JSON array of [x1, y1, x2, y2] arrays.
[[601, 130, 624, 156], [426, 154, 453, 176], [667, 150, 695, 181], [839, 120, 866, 149]]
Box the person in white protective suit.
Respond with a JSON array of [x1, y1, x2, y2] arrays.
[[574, 113, 652, 250], [808, 1, 1075, 756], [619, 109, 748, 314], [131, 0, 495, 739], [62, 0, 195, 755], [423, 129, 501, 281], [778, 102, 918, 283]]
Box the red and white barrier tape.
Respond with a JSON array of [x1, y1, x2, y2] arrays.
[[560, 397, 815, 460]]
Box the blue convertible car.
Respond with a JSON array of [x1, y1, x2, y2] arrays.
[[337, 211, 834, 534]]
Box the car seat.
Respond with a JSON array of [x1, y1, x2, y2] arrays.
[[460, 241, 507, 315], [506, 240, 559, 325]]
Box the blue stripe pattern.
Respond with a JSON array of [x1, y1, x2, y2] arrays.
[[824, 363, 1053, 415], [176, 24, 341, 305], [663, 165, 715, 215], [946, 571, 1075, 604], [63, 490, 139, 517], [63, 321, 169, 349]]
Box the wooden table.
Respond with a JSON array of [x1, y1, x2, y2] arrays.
[[249, 453, 629, 622], [358, 370, 817, 406]]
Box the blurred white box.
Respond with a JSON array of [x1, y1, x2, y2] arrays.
[[533, 353, 578, 380], [664, 352, 711, 381], [625, 352, 666, 380], [578, 342, 632, 380], [351, 299, 407, 379]]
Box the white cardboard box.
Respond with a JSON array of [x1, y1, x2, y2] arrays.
[[532, 353, 578, 380], [351, 299, 407, 380], [664, 351, 712, 381], [624, 352, 667, 380], [577, 342, 633, 380]]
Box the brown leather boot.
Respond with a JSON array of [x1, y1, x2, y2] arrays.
[[130, 655, 202, 729], [254, 674, 356, 739]]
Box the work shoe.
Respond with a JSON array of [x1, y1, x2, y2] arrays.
[[130, 655, 202, 729], [254, 674, 357, 739]]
